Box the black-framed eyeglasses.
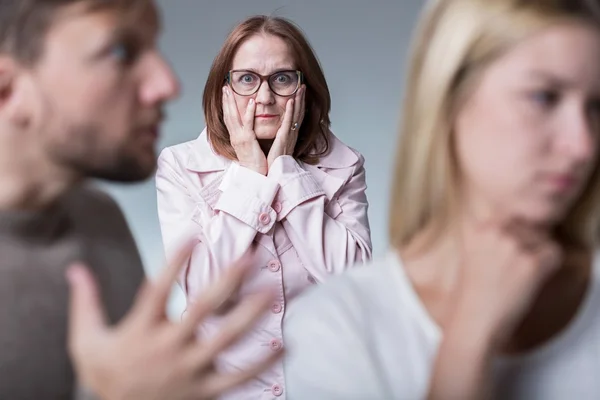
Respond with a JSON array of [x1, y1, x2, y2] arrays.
[[226, 69, 303, 97]]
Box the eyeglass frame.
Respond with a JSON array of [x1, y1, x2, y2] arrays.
[[225, 69, 304, 97]]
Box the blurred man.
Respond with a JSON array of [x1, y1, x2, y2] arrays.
[[0, 1, 278, 398]]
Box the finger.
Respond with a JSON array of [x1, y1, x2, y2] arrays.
[[135, 238, 197, 322], [293, 86, 304, 126], [503, 219, 550, 251], [535, 242, 563, 274], [130, 277, 152, 313], [267, 99, 294, 163], [227, 87, 244, 127], [178, 250, 258, 338], [467, 195, 516, 231], [66, 263, 108, 352], [184, 289, 275, 364], [194, 349, 284, 399], [300, 85, 306, 122], [507, 217, 548, 236], [223, 87, 246, 144], [222, 87, 230, 124], [242, 98, 256, 133], [279, 98, 294, 135]]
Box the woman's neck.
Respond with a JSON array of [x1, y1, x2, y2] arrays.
[[258, 139, 274, 155], [399, 213, 594, 354]]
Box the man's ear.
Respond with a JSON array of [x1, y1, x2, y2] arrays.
[[0, 56, 32, 127], [0, 56, 15, 107]]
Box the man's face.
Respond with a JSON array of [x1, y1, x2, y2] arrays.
[[19, 1, 179, 182]]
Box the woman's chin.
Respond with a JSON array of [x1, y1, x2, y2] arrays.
[[254, 128, 278, 140], [509, 202, 568, 229]]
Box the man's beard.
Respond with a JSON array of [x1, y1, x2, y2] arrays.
[[77, 150, 157, 182], [48, 124, 157, 183]]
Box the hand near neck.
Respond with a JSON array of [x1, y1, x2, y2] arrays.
[[424, 201, 567, 400]]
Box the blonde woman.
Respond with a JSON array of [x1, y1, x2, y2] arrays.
[[284, 0, 600, 398]]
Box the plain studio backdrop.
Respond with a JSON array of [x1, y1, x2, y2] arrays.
[[98, 0, 422, 318]]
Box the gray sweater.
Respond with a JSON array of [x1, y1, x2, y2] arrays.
[[0, 185, 145, 399]]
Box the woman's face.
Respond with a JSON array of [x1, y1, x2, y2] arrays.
[[454, 22, 600, 225], [229, 34, 300, 140]]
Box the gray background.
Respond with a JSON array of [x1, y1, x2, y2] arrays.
[[99, 0, 421, 317]]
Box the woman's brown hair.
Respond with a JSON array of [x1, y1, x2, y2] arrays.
[[203, 15, 331, 164]]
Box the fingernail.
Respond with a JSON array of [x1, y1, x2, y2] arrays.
[[66, 264, 84, 283], [249, 98, 254, 105]]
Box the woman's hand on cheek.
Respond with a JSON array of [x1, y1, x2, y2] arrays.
[[222, 86, 268, 175], [267, 85, 305, 169]]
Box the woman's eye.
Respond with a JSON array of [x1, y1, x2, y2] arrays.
[[240, 74, 256, 84], [529, 89, 560, 109]]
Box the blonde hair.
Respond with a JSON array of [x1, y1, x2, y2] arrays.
[[390, 0, 600, 249]]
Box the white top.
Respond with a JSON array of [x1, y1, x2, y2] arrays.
[[284, 250, 600, 400]]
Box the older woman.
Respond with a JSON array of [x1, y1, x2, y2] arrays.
[[155, 15, 371, 399], [284, 0, 600, 399]]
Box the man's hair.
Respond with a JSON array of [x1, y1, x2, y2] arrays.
[[0, 0, 133, 64]]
